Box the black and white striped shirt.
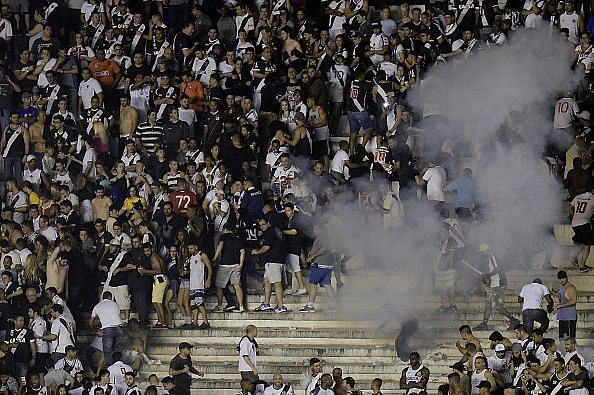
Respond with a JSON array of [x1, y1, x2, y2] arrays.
[[134, 121, 164, 153]]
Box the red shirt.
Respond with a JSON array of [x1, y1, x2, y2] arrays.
[[170, 190, 198, 216], [88, 59, 121, 88]]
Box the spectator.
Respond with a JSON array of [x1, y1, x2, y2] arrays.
[[519, 278, 554, 335], [552, 271, 578, 339], [89, 291, 124, 367], [168, 342, 204, 395]]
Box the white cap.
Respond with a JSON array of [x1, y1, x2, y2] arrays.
[[495, 344, 506, 352]]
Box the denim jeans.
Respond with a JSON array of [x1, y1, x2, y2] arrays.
[[522, 308, 549, 334], [3, 156, 23, 184], [102, 326, 123, 366]]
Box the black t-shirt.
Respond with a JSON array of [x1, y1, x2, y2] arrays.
[[345, 79, 373, 113], [107, 253, 130, 287], [223, 145, 256, 179], [566, 369, 590, 389], [260, 227, 287, 263], [7, 327, 33, 362], [219, 233, 244, 266], [169, 354, 192, 390], [126, 64, 151, 81], [239, 218, 259, 250]]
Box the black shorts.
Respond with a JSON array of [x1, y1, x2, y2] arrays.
[[572, 223, 593, 245], [312, 140, 329, 159]]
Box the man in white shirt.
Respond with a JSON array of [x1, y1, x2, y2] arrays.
[[417, 162, 446, 205], [90, 291, 124, 367], [300, 358, 323, 394], [238, 325, 258, 383], [43, 304, 74, 363], [518, 278, 554, 335], [330, 141, 351, 182], [108, 352, 133, 395], [569, 191, 594, 272], [78, 67, 103, 114], [263, 374, 294, 395]]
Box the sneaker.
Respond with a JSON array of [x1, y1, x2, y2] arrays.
[[473, 322, 488, 331], [449, 305, 458, 312], [294, 288, 308, 295], [197, 322, 211, 330], [179, 323, 194, 330], [147, 359, 162, 365], [300, 305, 315, 312], [211, 305, 224, 313], [255, 303, 273, 312], [284, 288, 293, 295], [274, 306, 288, 313], [238, 306, 245, 313], [223, 304, 237, 312], [579, 267, 590, 273]]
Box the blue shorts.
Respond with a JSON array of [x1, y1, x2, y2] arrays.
[[308, 265, 332, 287], [179, 279, 190, 289], [347, 111, 372, 135], [169, 279, 179, 296]]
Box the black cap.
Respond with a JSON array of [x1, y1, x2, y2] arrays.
[[372, 21, 381, 28], [449, 362, 465, 371], [179, 342, 193, 350]]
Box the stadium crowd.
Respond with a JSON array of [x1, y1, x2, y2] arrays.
[[0, 0, 593, 393]]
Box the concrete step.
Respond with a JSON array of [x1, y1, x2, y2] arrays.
[[133, 375, 444, 391]]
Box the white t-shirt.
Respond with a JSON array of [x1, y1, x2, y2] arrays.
[[50, 315, 74, 353], [570, 192, 594, 226], [91, 299, 123, 329], [30, 316, 49, 353], [519, 282, 550, 310], [78, 78, 103, 110], [263, 385, 294, 395], [238, 336, 257, 372], [83, 148, 97, 180], [330, 149, 349, 174], [178, 107, 197, 128], [553, 97, 579, 129], [108, 360, 133, 394], [422, 166, 447, 202], [39, 226, 59, 243]]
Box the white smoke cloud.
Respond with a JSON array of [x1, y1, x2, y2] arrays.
[[318, 28, 580, 322]]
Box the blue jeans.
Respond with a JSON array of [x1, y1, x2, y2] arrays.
[[3, 156, 23, 184], [102, 326, 123, 366], [522, 308, 549, 334]]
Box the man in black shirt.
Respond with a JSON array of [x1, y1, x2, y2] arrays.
[[154, 202, 188, 248], [126, 236, 153, 328], [6, 314, 35, 379], [212, 223, 246, 312], [345, 67, 374, 154], [253, 216, 288, 313], [168, 342, 204, 395]]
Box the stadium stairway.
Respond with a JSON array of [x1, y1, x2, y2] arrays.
[[79, 268, 594, 395]]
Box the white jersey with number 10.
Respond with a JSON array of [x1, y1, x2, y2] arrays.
[[571, 192, 594, 226]]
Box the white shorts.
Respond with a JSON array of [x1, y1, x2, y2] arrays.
[[285, 254, 301, 273], [264, 262, 284, 284], [329, 83, 344, 103], [104, 285, 131, 310]]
